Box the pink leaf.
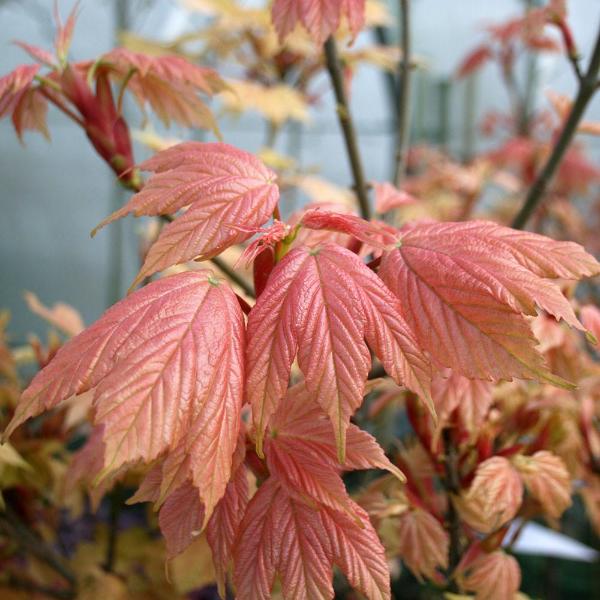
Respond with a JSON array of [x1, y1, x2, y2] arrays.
[[461, 551, 521, 600], [0, 64, 39, 121], [379, 220, 599, 385], [431, 369, 493, 440], [513, 451, 572, 518], [93, 142, 279, 288], [272, 0, 366, 45], [466, 456, 523, 531], [158, 481, 205, 559], [207, 463, 250, 597], [54, 2, 79, 63], [372, 181, 418, 214], [396, 508, 449, 581], [581, 304, 600, 344], [233, 478, 390, 600], [6, 271, 244, 521], [14, 42, 56, 68], [300, 208, 397, 249], [246, 243, 431, 461], [98, 49, 225, 132], [455, 45, 493, 79]]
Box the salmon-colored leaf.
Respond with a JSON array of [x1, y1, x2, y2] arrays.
[[272, 0, 366, 45], [372, 181, 418, 214], [207, 463, 250, 597], [300, 209, 397, 249], [461, 550, 521, 600], [246, 243, 431, 461], [262, 379, 403, 519], [396, 508, 448, 581], [6, 271, 244, 520], [94, 142, 279, 287], [456, 45, 493, 79], [513, 451, 572, 518], [379, 220, 599, 385], [0, 64, 39, 121], [99, 49, 225, 132], [233, 478, 390, 600], [431, 369, 493, 439], [268, 379, 405, 480], [159, 481, 205, 559], [466, 456, 523, 531]]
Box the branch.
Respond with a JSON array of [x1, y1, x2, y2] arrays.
[[393, 0, 412, 187], [323, 37, 372, 220], [442, 429, 462, 591], [511, 25, 600, 230]]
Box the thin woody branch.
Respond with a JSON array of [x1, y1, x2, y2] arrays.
[[393, 0, 412, 188], [323, 36, 372, 221], [512, 25, 600, 230]]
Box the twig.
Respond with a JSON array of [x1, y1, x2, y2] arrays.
[[512, 24, 600, 230], [393, 0, 412, 187], [442, 429, 462, 590], [103, 487, 122, 573], [323, 37, 372, 220], [0, 506, 76, 588]]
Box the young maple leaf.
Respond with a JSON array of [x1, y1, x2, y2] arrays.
[[460, 550, 521, 600], [379, 220, 600, 386], [96, 48, 226, 132], [233, 477, 390, 600], [581, 304, 600, 344], [300, 208, 398, 249], [206, 462, 250, 597], [246, 242, 432, 462], [372, 181, 418, 214], [395, 508, 449, 582], [272, 0, 366, 45], [513, 451, 572, 519], [262, 379, 404, 517], [4, 271, 245, 521], [0, 64, 50, 141], [93, 142, 279, 288], [431, 369, 494, 442], [158, 480, 205, 559], [466, 456, 523, 531]]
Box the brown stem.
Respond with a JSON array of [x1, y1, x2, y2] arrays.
[[0, 506, 76, 589], [512, 24, 600, 229], [323, 37, 372, 220], [393, 0, 412, 187], [443, 429, 462, 590]]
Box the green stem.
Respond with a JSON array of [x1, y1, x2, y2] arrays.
[[323, 37, 372, 220], [512, 25, 600, 230]]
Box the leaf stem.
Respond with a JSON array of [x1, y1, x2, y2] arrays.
[[393, 0, 412, 187], [511, 24, 600, 230], [323, 37, 372, 220]]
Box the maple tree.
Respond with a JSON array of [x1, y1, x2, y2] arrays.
[[1, 1, 600, 599]]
